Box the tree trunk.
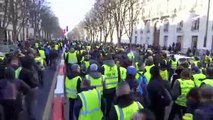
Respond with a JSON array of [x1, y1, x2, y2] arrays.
[[99, 28, 102, 42]]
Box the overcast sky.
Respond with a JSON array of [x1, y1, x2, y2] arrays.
[[47, 0, 95, 31]]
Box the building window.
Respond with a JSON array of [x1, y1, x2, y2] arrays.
[[135, 30, 137, 34], [177, 36, 183, 44], [163, 21, 169, 32], [140, 29, 143, 34], [177, 21, 183, 32], [135, 36, 138, 44], [164, 36, 168, 47], [191, 18, 200, 31], [146, 21, 150, 33], [0, 3, 3, 12], [192, 36, 198, 49]]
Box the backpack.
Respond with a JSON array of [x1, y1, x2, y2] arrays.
[[158, 83, 172, 107], [137, 73, 151, 107], [137, 74, 148, 95]]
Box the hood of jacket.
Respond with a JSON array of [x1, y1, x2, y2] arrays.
[[67, 71, 80, 79], [88, 71, 102, 79], [115, 94, 134, 108], [103, 60, 115, 67]]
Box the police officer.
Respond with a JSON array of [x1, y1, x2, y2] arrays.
[[169, 69, 195, 120], [108, 82, 143, 120], [65, 64, 82, 120], [85, 64, 105, 94], [74, 80, 105, 120], [201, 67, 213, 86]]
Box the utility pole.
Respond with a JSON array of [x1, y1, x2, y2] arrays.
[[204, 0, 211, 47]]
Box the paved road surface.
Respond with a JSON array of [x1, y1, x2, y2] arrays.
[[20, 67, 55, 120]]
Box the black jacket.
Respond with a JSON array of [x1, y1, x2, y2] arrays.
[[194, 103, 213, 120], [147, 79, 171, 109]]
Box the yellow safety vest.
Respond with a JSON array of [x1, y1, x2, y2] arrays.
[[135, 62, 139, 71], [115, 101, 143, 120], [127, 53, 134, 60], [68, 52, 78, 64], [86, 75, 104, 94], [65, 76, 81, 99], [84, 61, 90, 71], [160, 69, 169, 81], [55, 44, 59, 50], [35, 57, 45, 69], [65, 52, 68, 59], [78, 89, 103, 120], [202, 79, 213, 86], [39, 49, 46, 59], [0, 56, 4, 61], [193, 73, 206, 87], [35, 43, 39, 48], [136, 71, 143, 80], [144, 64, 154, 82], [193, 61, 199, 67], [103, 64, 119, 89], [182, 113, 193, 120], [119, 67, 127, 81], [15, 67, 22, 79], [175, 79, 195, 107], [171, 60, 178, 69]]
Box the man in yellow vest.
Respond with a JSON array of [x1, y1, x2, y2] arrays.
[[81, 55, 91, 74], [74, 80, 105, 120], [66, 48, 78, 65], [169, 69, 195, 120], [170, 55, 178, 70], [108, 82, 143, 120], [101, 55, 120, 115], [38, 49, 46, 59], [65, 64, 82, 120], [160, 60, 169, 81], [85, 64, 105, 94], [201, 67, 213, 86], [192, 67, 206, 87], [116, 60, 127, 81], [144, 56, 154, 82]]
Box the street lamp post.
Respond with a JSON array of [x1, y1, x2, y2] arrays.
[[204, 0, 211, 47]]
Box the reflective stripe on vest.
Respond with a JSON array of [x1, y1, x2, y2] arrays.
[[68, 52, 78, 64], [115, 101, 143, 120], [15, 67, 22, 79], [65, 76, 81, 99], [86, 75, 104, 93], [175, 79, 195, 107], [103, 64, 119, 89], [78, 89, 103, 120], [202, 79, 213, 86]]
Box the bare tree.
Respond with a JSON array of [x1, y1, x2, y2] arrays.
[[122, 0, 141, 44], [110, 0, 129, 44]]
